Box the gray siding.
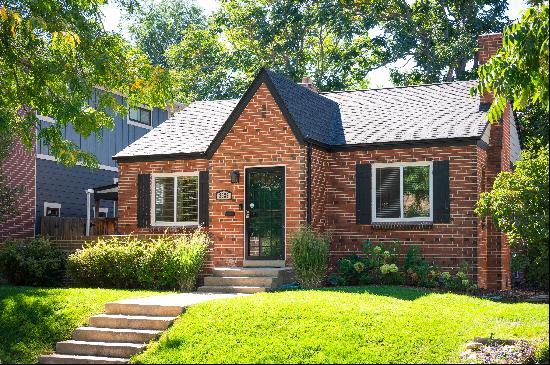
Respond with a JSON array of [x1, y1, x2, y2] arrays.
[[37, 90, 169, 167], [35, 159, 117, 233]]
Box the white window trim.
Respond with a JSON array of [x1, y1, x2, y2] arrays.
[[93, 207, 109, 218], [36, 153, 118, 172], [371, 161, 433, 223], [44, 202, 61, 217], [151, 172, 199, 227], [127, 105, 153, 130]]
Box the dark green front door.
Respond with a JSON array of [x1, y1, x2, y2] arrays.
[[245, 167, 285, 260]]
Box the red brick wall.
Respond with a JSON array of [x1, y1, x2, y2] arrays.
[[478, 33, 503, 104], [477, 105, 511, 289], [118, 83, 307, 269], [117, 159, 209, 235], [0, 139, 36, 241], [311, 145, 482, 278], [311, 147, 330, 229], [209, 83, 307, 267]]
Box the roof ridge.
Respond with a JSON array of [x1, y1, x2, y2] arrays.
[[320, 79, 477, 94]]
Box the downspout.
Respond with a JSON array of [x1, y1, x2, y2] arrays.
[[85, 189, 94, 236], [306, 142, 312, 226]]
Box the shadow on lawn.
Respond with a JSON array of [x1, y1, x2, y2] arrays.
[[0, 286, 73, 364], [318, 285, 432, 301]]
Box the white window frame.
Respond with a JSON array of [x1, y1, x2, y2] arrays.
[[151, 172, 199, 227], [44, 202, 61, 217], [93, 207, 109, 218], [371, 161, 433, 223], [127, 105, 153, 130]]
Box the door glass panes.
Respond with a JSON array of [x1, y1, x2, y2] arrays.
[[155, 177, 174, 222], [375, 167, 400, 218], [403, 166, 430, 218], [246, 169, 284, 259], [176, 176, 198, 222]]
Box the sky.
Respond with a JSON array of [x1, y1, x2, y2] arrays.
[[101, 0, 529, 88]]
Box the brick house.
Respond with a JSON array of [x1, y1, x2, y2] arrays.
[[113, 33, 520, 290]]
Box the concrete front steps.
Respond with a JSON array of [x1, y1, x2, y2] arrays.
[[39, 300, 183, 364], [197, 266, 294, 294]]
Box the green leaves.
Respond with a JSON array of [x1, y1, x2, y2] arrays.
[[474, 4, 549, 123], [0, 0, 174, 168]]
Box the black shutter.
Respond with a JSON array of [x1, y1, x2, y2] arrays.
[[137, 174, 151, 228], [356, 164, 372, 224], [198, 171, 209, 227], [433, 160, 451, 223]]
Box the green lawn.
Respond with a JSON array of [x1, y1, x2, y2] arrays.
[[133, 286, 549, 364], [0, 285, 167, 364]]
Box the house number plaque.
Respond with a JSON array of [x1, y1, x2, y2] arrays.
[[216, 190, 232, 200]]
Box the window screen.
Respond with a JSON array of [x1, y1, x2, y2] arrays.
[[375, 167, 400, 218], [403, 166, 430, 218], [154, 175, 198, 224], [176, 176, 198, 222], [154, 177, 174, 222]]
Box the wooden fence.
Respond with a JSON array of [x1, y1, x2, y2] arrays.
[[40, 216, 118, 240]]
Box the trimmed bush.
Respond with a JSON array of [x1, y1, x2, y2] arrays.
[[290, 226, 330, 289], [0, 237, 66, 286], [68, 231, 211, 291]]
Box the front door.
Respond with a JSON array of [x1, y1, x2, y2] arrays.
[[245, 167, 285, 260]]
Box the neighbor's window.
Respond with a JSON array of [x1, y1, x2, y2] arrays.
[[128, 106, 152, 127], [44, 202, 61, 217], [152, 173, 198, 225], [373, 162, 432, 222]]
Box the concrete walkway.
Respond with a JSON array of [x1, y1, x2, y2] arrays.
[[112, 292, 243, 307], [40, 292, 244, 364]]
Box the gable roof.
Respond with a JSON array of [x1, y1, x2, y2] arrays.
[[113, 69, 490, 161]]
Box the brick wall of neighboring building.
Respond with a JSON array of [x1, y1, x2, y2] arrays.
[[209, 83, 307, 267], [0, 139, 36, 241]]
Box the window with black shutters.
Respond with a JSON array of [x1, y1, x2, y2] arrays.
[[372, 162, 433, 222]]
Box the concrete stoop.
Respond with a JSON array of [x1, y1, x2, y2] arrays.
[[39, 302, 182, 364], [197, 266, 295, 294]]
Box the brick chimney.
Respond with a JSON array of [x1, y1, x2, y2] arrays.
[[298, 77, 318, 93], [478, 33, 503, 103]]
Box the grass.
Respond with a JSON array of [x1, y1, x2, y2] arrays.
[[133, 286, 549, 364], [0, 285, 168, 364]]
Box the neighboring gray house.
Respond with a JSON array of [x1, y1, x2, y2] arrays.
[[0, 89, 171, 239]]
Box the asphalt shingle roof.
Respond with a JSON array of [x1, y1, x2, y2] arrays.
[[114, 70, 488, 160], [322, 80, 488, 145], [115, 98, 238, 158]]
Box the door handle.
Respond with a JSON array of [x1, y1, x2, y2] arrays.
[[245, 210, 250, 219]]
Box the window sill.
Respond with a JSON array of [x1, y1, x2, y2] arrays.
[[371, 221, 433, 230], [150, 223, 199, 228], [127, 119, 153, 130]]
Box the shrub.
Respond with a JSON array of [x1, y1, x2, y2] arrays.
[[68, 231, 211, 291], [0, 237, 66, 286], [330, 241, 477, 291], [290, 226, 330, 289]]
